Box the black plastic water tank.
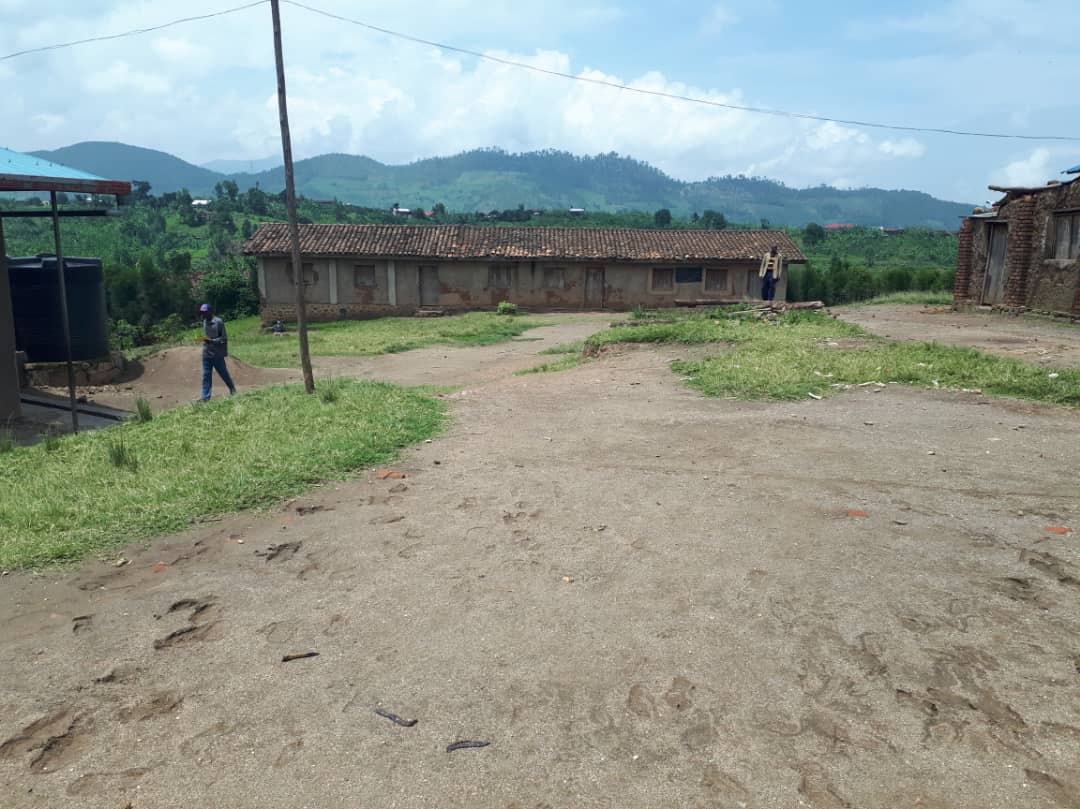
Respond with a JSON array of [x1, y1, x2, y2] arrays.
[[7, 254, 110, 362]]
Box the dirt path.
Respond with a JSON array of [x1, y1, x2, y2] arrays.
[[66, 316, 607, 413], [839, 303, 1080, 367], [3, 336, 1080, 807]]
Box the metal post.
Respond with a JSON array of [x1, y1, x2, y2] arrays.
[[270, 0, 315, 394], [49, 191, 79, 433]]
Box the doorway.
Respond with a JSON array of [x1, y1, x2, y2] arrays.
[[982, 224, 1008, 305], [419, 265, 440, 306], [584, 266, 604, 308]]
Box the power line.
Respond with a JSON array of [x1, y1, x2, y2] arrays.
[[3, 0, 1078, 144], [0, 1, 269, 62], [282, 0, 1080, 143]]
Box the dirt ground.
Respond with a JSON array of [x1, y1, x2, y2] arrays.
[[839, 304, 1080, 368], [53, 318, 608, 415], [2, 313, 1080, 808]]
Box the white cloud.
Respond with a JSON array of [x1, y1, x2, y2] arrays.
[[879, 138, 926, 158], [85, 62, 171, 95], [701, 4, 740, 35], [993, 148, 1053, 187]]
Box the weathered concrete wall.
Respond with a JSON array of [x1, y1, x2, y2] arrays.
[[259, 256, 786, 321], [959, 181, 1080, 313], [0, 225, 22, 420]]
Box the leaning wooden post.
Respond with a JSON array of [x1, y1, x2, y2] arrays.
[[270, 0, 315, 394]]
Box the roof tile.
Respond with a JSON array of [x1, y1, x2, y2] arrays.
[[243, 224, 806, 262]]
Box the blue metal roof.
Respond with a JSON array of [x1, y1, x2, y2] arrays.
[[0, 146, 130, 195], [1065, 163, 1080, 175], [0, 147, 106, 182]]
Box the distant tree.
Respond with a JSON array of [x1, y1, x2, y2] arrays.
[[432, 202, 446, 217], [241, 219, 254, 239], [55, 192, 69, 205], [691, 212, 700, 222], [804, 222, 826, 246], [214, 179, 239, 202], [654, 208, 672, 227], [701, 210, 727, 230], [760, 218, 772, 230], [245, 186, 268, 215], [131, 180, 152, 203]]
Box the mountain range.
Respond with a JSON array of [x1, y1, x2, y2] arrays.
[[30, 141, 973, 228]]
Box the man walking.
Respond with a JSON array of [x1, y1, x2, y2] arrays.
[[199, 303, 237, 400]]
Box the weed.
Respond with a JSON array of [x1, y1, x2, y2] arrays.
[[42, 425, 62, 452], [106, 434, 138, 471], [0, 430, 13, 454], [318, 377, 346, 403], [497, 301, 519, 316], [133, 397, 154, 423]]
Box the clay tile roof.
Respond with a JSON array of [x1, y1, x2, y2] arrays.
[[243, 224, 806, 262]]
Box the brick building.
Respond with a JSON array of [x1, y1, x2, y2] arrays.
[[244, 224, 805, 321], [953, 174, 1080, 313]]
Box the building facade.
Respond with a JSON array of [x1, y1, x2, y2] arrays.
[[244, 224, 805, 321], [954, 177, 1080, 314]]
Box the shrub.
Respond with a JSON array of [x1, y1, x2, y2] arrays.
[[496, 301, 518, 316]]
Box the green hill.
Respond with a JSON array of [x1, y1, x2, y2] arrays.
[[28, 142, 973, 228], [30, 141, 224, 197]]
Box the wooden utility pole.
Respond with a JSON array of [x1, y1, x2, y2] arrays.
[[270, 0, 315, 393], [50, 191, 79, 432]]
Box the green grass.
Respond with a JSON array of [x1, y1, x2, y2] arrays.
[[517, 355, 583, 375], [584, 309, 1080, 406], [539, 340, 585, 355], [195, 312, 552, 368], [858, 291, 954, 306], [0, 381, 444, 569]]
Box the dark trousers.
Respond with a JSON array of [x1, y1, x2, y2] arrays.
[[761, 273, 776, 301], [201, 355, 236, 400]]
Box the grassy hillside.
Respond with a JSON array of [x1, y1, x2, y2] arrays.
[[28, 142, 973, 228], [31, 142, 224, 196]]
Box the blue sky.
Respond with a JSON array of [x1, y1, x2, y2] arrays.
[[2, 0, 1078, 204]]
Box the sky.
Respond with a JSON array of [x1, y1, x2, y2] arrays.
[[2, 0, 1078, 204]]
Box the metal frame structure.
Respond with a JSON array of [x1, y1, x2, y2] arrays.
[[0, 150, 131, 432]]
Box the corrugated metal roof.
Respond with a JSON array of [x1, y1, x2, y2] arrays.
[[0, 147, 131, 195], [243, 224, 807, 263], [1066, 164, 1080, 175]]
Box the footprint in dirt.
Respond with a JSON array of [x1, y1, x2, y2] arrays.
[[256, 542, 302, 562], [663, 677, 696, 712], [153, 596, 222, 650], [72, 615, 93, 634], [0, 708, 93, 774], [117, 692, 183, 723], [67, 765, 156, 797]]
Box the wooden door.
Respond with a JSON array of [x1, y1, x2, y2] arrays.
[[982, 224, 1008, 304], [419, 265, 440, 306], [584, 266, 605, 308]]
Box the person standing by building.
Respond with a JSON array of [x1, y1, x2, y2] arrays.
[[199, 303, 237, 400], [759, 244, 783, 302]]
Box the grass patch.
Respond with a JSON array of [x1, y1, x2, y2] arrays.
[[539, 340, 584, 355], [517, 354, 583, 375], [196, 312, 552, 368], [859, 291, 954, 306], [586, 308, 864, 351], [658, 312, 1080, 404], [0, 380, 444, 569]]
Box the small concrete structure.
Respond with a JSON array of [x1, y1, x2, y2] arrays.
[[244, 224, 806, 321], [954, 173, 1080, 313]]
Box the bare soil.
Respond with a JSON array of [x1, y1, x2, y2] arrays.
[[3, 314, 1080, 808], [839, 304, 1080, 368]]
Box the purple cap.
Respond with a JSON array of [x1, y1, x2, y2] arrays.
[[199, 303, 211, 312]]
